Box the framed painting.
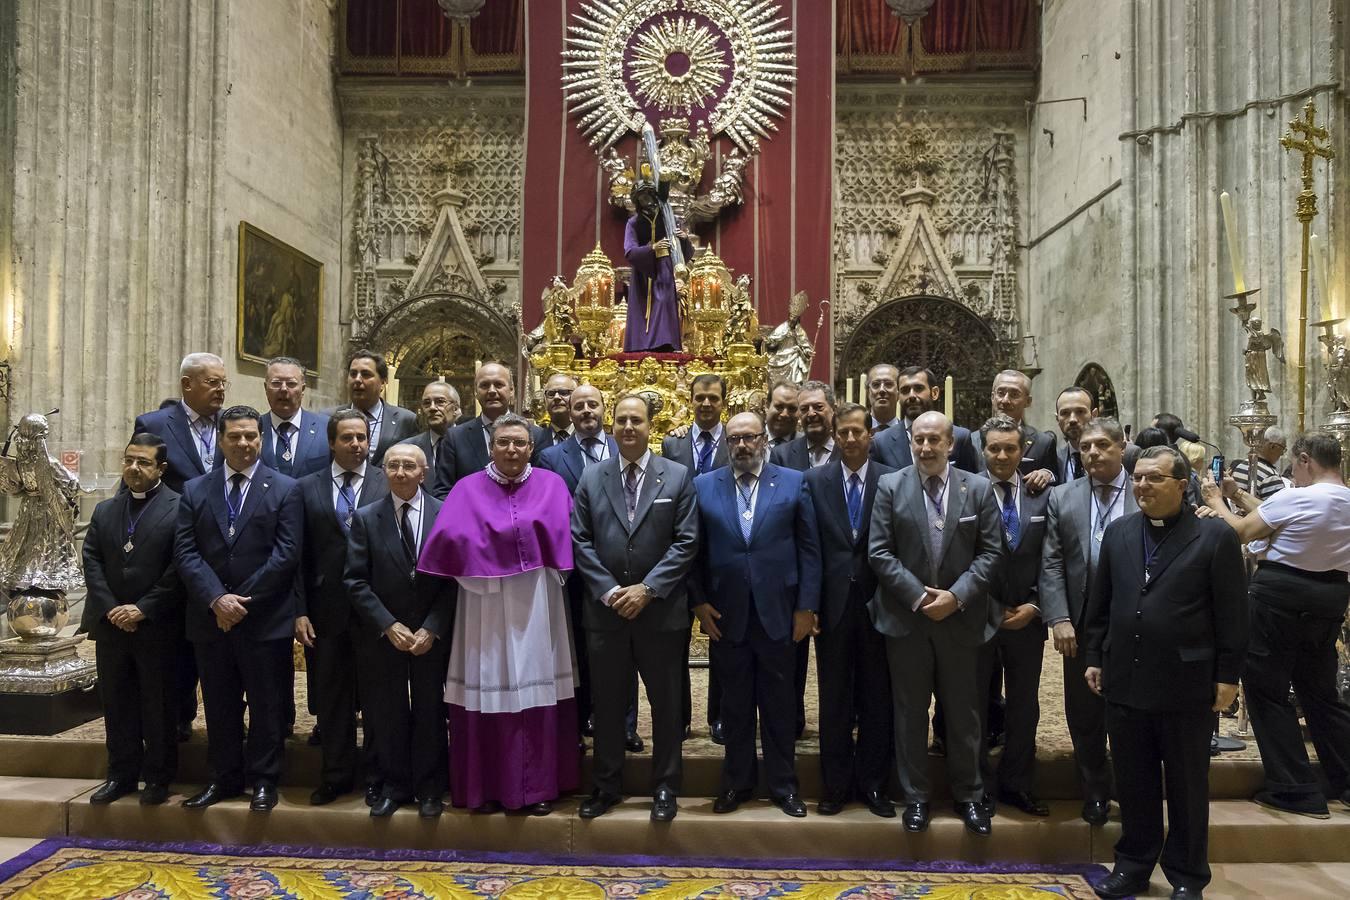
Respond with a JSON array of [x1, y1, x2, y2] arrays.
[[237, 222, 322, 376]]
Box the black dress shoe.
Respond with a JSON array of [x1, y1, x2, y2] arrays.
[[978, 793, 996, 818], [528, 800, 554, 816], [713, 788, 751, 813], [651, 789, 677, 822], [310, 783, 349, 806], [307, 727, 322, 747], [474, 800, 503, 814], [902, 802, 930, 832], [90, 780, 137, 804], [140, 783, 169, 806], [986, 730, 1006, 750], [419, 796, 444, 818], [370, 797, 399, 817], [579, 789, 623, 819], [1092, 869, 1150, 899], [817, 799, 845, 816], [997, 790, 1050, 817], [773, 793, 807, 818], [182, 784, 242, 809], [954, 801, 992, 835], [365, 783, 382, 807], [250, 785, 278, 811], [625, 731, 645, 753], [710, 721, 726, 745], [1082, 798, 1111, 825], [1170, 887, 1203, 899], [862, 790, 896, 818]]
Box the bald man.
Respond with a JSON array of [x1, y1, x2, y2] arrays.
[[429, 362, 548, 499]]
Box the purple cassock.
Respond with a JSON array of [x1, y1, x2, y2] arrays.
[[417, 465, 580, 809], [623, 213, 694, 353]]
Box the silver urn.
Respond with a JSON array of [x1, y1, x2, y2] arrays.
[[5, 590, 70, 640]]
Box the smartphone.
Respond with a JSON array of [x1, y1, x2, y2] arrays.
[[1210, 454, 1225, 486]]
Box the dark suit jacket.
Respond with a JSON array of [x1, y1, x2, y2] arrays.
[[396, 429, 445, 472], [429, 415, 549, 499], [770, 435, 840, 472], [1039, 472, 1139, 629], [867, 465, 1005, 648], [661, 427, 730, 473], [870, 420, 980, 473], [174, 464, 302, 644], [971, 423, 1058, 479], [295, 466, 390, 633], [132, 403, 222, 494], [571, 454, 700, 633], [325, 401, 419, 466], [691, 463, 822, 643], [989, 481, 1050, 637], [344, 492, 455, 639], [538, 433, 621, 495], [80, 486, 184, 631], [1084, 508, 1248, 712], [805, 460, 894, 631], [259, 410, 332, 478]]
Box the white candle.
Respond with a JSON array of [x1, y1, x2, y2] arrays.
[[859, 373, 868, 406], [473, 359, 482, 416], [1219, 191, 1247, 295], [845, 376, 854, 405], [1312, 232, 1334, 319], [944, 375, 955, 420]]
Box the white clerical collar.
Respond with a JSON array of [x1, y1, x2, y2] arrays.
[[331, 460, 367, 480], [129, 481, 161, 500], [225, 460, 260, 482]]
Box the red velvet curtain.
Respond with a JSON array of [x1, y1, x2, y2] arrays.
[[399, 0, 455, 57], [345, 0, 397, 56], [837, 0, 903, 56], [920, 0, 972, 54], [974, 0, 1030, 51], [470, 0, 523, 56]]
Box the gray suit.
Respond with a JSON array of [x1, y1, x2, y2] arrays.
[[572, 454, 700, 796], [1038, 473, 1138, 803], [868, 465, 1004, 804]]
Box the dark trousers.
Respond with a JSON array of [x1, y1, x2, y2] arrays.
[[1244, 595, 1350, 801], [567, 575, 592, 734], [1107, 701, 1213, 891], [174, 636, 199, 728], [310, 625, 359, 787], [711, 608, 798, 799], [794, 638, 810, 737], [1063, 647, 1111, 801], [978, 623, 1046, 793], [884, 624, 983, 804], [94, 619, 178, 786], [194, 635, 291, 789], [589, 625, 686, 796], [815, 598, 893, 802], [933, 663, 1005, 747], [359, 634, 449, 802]]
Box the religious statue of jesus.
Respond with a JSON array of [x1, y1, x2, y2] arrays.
[[624, 177, 693, 353]]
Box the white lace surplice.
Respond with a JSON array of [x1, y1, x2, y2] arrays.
[[444, 566, 578, 715]]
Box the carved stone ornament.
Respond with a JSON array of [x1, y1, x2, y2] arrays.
[[884, 0, 937, 24], [563, 0, 796, 151], [436, 0, 486, 22]]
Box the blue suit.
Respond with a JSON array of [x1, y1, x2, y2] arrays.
[[174, 463, 302, 789], [133, 402, 223, 494], [259, 410, 331, 479], [692, 461, 821, 799], [537, 433, 620, 494]]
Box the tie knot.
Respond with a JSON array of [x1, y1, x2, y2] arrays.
[[926, 474, 942, 493], [1001, 480, 1014, 493], [849, 472, 862, 487], [231, 472, 245, 487], [342, 470, 356, 486], [699, 431, 713, 445], [739, 472, 755, 488], [584, 437, 599, 448], [278, 422, 294, 436]]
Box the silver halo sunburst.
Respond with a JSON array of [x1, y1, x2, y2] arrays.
[[563, 0, 796, 152]]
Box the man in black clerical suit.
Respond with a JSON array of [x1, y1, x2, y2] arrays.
[[430, 362, 548, 498], [805, 402, 895, 818], [870, 366, 979, 473], [294, 410, 390, 805], [326, 350, 419, 466], [572, 395, 699, 822], [1084, 446, 1247, 900], [977, 415, 1051, 817], [345, 443, 455, 819], [81, 434, 184, 806], [174, 406, 302, 812]]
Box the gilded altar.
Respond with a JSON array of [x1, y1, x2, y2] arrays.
[[528, 245, 768, 451]]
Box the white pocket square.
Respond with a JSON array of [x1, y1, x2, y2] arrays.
[[653, 498, 673, 504], [1030, 515, 1046, 523], [958, 515, 977, 523]]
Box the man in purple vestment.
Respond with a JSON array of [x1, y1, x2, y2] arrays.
[[624, 179, 693, 353]]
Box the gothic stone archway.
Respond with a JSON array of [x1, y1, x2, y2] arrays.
[[355, 291, 518, 411], [839, 295, 1002, 432]]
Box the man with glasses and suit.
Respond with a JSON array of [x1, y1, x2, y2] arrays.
[[258, 356, 330, 479], [398, 381, 461, 473], [540, 373, 579, 449], [1040, 416, 1136, 826]]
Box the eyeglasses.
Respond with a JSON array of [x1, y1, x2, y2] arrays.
[[1130, 473, 1184, 485], [266, 379, 302, 390], [422, 398, 456, 408], [726, 432, 765, 445], [198, 377, 229, 390], [544, 389, 573, 398], [384, 460, 424, 473], [492, 438, 532, 450]]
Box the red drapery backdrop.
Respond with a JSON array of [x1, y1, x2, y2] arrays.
[[835, 0, 1031, 57], [522, 0, 835, 379]]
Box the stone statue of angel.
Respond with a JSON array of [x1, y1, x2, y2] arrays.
[[764, 291, 817, 386], [1242, 316, 1284, 402], [0, 413, 83, 597]]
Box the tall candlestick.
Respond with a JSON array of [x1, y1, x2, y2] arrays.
[[845, 376, 854, 404], [859, 373, 868, 406], [944, 375, 955, 420], [1312, 232, 1334, 320], [473, 359, 482, 416], [1219, 191, 1247, 295]]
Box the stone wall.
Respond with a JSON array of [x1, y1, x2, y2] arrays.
[[0, 0, 343, 491], [1031, 0, 1345, 448]]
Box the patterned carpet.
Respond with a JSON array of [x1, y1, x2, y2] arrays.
[[0, 839, 1109, 899]]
